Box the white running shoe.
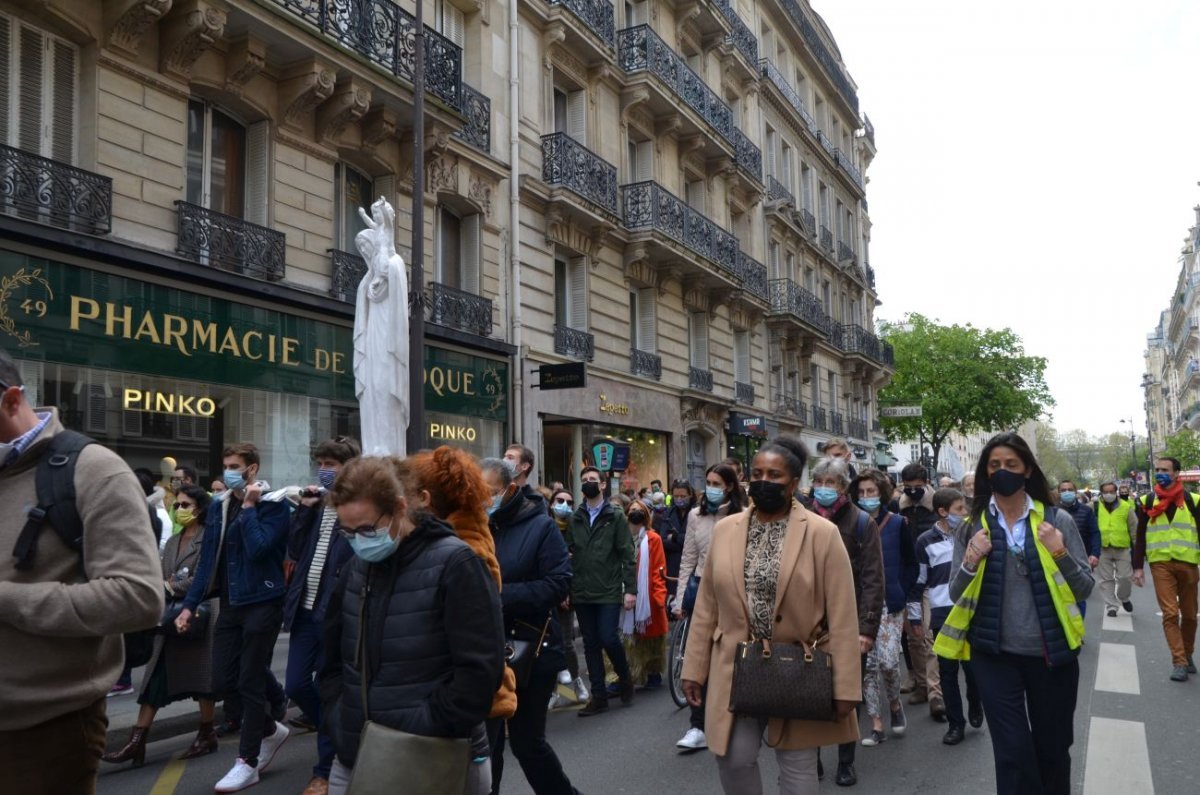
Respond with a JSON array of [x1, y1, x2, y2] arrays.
[[557, 669, 573, 685], [257, 722, 290, 773], [676, 728, 708, 750], [572, 676, 590, 703], [214, 758, 260, 793]]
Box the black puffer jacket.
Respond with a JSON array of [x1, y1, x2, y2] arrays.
[[319, 517, 505, 767], [489, 489, 572, 679]]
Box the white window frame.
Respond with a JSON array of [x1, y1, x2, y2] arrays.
[[0, 12, 77, 162]]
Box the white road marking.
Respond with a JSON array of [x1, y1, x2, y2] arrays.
[[1102, 613, 1134, 632], [1094, 643, 1140, 694], [1083, 717, 1154, 794]]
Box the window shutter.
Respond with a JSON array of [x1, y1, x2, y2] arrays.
[[568, 255, 587, 330], [244, 120, 270, 226], [765, 129, 776, 178], [687, 180, 706, 213], [638, 287, 656, 354], [635, 140, 653, 182], [373, 174, 396, 208], [49, 36, 74, 163], [461, 212, 481, 294], [690, 312, 708, 369], [0, 15, 11, 146], [442, 1, 466, 46], [85, 381, 107, 435], [17, 24, 42, 154], [566, 90, 586, 142], [734, 331, 750, 383]]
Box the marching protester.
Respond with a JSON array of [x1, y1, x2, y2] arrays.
[[896, 463, 938, 712], [1058, 479, 1102, 575], [1095, 481, 1136, 617], [823, 437, 859, 480], [548, 487, 589, 708], [656, 479, 695, 588], [937, 433, 1092, 794], [612, 499, 668, 692]]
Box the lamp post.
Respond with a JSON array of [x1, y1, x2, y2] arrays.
[[1141, 373, 1157, 481], [1120, 418, 1137, 482]]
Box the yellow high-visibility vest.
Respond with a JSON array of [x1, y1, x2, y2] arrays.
[[1096, 500, 1132, 548], [1141, 494, 1200, 565]]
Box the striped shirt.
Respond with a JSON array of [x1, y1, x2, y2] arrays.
[[914, 522, 957, 630], [4, 410, 50, 468], [303, 507, 337, 612]]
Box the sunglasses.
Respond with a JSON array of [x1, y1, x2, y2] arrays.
[[338, 513, 389, 539], [176, 502, 195, 510], [554, 497, 574, 506]]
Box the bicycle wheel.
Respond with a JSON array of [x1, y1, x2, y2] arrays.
[[668, 615, 690, 709]]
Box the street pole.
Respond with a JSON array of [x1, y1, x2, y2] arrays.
[[407, 0, 426, 454]]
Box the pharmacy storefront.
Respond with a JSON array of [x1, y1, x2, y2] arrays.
[[422, 344, 509, 459]]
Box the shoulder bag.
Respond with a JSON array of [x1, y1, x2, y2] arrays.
[[347, 581, 470, 795], [159, 599, 211, 640], [505, 614, 551, 689]]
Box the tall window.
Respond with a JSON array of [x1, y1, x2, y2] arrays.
[[800, 163, 814, 212], [186, 100, 268, 224], [768, 241, 781, 279], [818, 182, 830, 227], [627, 136, 653, 182], [786, 252, 796, 282], [437, 205, 481, 293], [335, 164, 381, 251], [686, 178, 706, 213], [689, 312, 709, 371], [734, 330, 751, 386], [822, 279, 832, 314], [810, 363, 820, 407], [827, 371, 837, 410], [554, 253, 587, 330], [781, 142, 793, 194], [553, 85, 586, 142], [630, 287, 656, 353], [625, 0, 647, 26], [765, 125, 777, 179], [0, 14, 76, 162], [436, 0, 465, 46]]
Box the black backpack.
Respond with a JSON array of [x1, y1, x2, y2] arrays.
[[12, 430, 96, 572]]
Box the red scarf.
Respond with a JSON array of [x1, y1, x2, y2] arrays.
[[1146, 479, 1185, 519]]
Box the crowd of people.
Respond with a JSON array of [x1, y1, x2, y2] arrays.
[[6, 332, 1200, 794]]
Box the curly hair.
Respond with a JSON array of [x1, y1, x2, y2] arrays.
[[329, 456, 406, 517], [407, 446, 500, 586]]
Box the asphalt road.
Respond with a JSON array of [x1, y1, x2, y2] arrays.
[[97, 582, 1193, 794]]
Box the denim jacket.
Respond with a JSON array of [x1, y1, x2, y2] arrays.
[[183, 488, 291, 609]]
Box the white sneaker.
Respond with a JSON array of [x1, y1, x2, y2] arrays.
[[257, 722, 290, 773], [557, 669, 573, 685], [572, 676, 590, 703], [214, 758, 260, 793], [676, 728, 707, 750]]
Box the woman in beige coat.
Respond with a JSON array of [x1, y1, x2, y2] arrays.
[[682, 436, 862, 794]]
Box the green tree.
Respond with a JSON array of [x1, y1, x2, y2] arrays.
[[1036, 422, 1081, 485], [1162, 430, 1200, 471], [879, 314, 1054, 474]]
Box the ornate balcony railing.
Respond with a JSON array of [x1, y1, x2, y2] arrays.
[[829, 322, 845, 350], [541, 133, 619, 215], [269, 0, 461, 108], [735, 380, 755, 405], [555, 324, 595, 361], [759, 58, 817, 133], [774, 393, 806, 421], [454, 83, 490, 152], [830, 411, 845, 435], [622, 181, 739, 278], [799, 208, 816, 236], [838, 241, 855, 263], [816, 131, 836, 158], [0, 144, 112, 234], [689, 366, 714, 392], [882, 342, 894, 366], [631, 348, 662, 380], [776, 0, 859, 113], [842, 324, 882, 362], [548, 0, 615, 48], [738, 251, 768, 301], [768, 279, 832, 335], [618, 25, 733, 143], [766, 176, 794, 206], [835, 148, 864, 191], [175, 201, 285, 281], [820, 225, 834, 252], [848, 418, 867, 440], [429, 281, 492, 336], [731, 127, 762, 182], [811, 405, 828, 431], [710, 0, 757, 64], [329, 249, 367, 302]]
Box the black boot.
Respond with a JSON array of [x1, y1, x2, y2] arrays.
[[101, 726, 149, 768], [181, 721, 218, 759]]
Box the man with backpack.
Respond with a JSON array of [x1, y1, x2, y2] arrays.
[[0, 350, 164, 793]]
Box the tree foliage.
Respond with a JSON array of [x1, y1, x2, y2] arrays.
[[879, 314, 1054, 473], [1163, 430, 1200, 471], [1036, 423, 1147, 485]]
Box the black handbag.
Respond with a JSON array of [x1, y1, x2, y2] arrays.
[[159, 599, 211, 640], [504, 615, 551, 689], [729, 635, 836, 723], [681, 575, 701, 615]]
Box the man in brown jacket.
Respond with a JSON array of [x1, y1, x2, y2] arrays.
[[0, 350, 164, 794]]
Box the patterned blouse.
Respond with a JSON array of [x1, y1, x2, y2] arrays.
[[744, 514, 789, 640]]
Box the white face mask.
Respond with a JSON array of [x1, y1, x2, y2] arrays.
[[1102, 492, 1118, 504]]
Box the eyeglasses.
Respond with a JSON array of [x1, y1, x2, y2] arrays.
[[338, 513, 389, 539], [554, 498, 573, 506]]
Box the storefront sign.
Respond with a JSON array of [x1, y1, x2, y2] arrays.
[[429, 421, 478, 442], [424, 346, 507, 421], [0, 254, 355, 401], [728, 412, 768, 438], [122, 388, 216, 417], [599, 393, 630, 416], [591, 438, 631, 472], [537, 362, 586, 390]]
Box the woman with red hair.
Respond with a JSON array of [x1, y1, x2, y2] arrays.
[[613, 499, 669, 690]]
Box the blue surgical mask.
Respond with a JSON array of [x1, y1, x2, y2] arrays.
[[1156, 473, 1173, 487], [946, 514, 964, 530], [705, 486, 726, 506], [486, 494, 503, 516], [223, 469, 246, 491], [348, 526, 399, 562], [1059, 491, 1077, 506], [317, 468, 337, 490], [552, 502, 573, 518], [857, 497, 881, 514], [813, 487, 839, 507]]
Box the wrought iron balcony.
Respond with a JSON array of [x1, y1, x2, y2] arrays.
[[631, 348, 662, 380], [830, 411, 844, 434], [882, 341, 894, 366], [731, 127, 762, 182], [864, 114, 875, 146], [866, 262, 876, 289], [777, 0, 859, 113], [811, 405, 828, 431], [829, 323, 846, 350], [737, 251, 768, 301], [842, 323, 882, 362], [429, 281, 492, 336], [622, 181, 739, 279], [175, 201, 285, 281], [689, 366, 714, 392], [548, 0, 616, 48], [820, 225, 834, 252], [835, 149, 864, 191], [816, 131, 836, 158], [329, 249, 367, 302], [838, 241, 855, 263], [0, 144, 112, 234], [759, 59, 817, 134], [848, 418, 868, 440], [766, 176, 794, 207], [618, 25, 733, 143], [454, 83, 490, 152], [555, 324, 595, 361], [269, 0, 461, 109], [798, 209, 816, 236], [735, 380, 755, 405], [774, 393, 806, 421], [714, 0, 758, 66], [541, 133, 619, 215], [767, 279, 832, 335]]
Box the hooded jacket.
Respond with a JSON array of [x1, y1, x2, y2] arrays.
[[565, 500, 637, 603]]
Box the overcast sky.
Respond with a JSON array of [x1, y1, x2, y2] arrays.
[[815, 0, 1200, 441]]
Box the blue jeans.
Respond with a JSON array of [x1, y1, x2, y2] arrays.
[[285, 609, 335, 779], [574, 602, 630, 697]]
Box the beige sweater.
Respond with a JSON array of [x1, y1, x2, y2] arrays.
[[0, 410, 164, 729], [673, 504, 732, 606]]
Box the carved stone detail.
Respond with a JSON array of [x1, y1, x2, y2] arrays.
[[160, 0, 226, 82], [550, 47, 587, 86], [541, 24, 566, 70], [361, 106, 398, 155], [621, 88, 649, 125], [655, 115, 682, 138], [224, 36, 266, 96], [317, 76, 372, 144], [545, 211, 609, 259], [468, 174, 494, 219], [623, 253, 657, 290], [279, 59, 337, 132], [427, 155, 459, 195], [107, 0, 173, 58]]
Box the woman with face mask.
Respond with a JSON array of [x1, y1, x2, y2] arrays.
[[608, 500, 668, 694], [478, 459, 579, 794], [319, 457, 506, 795], [546, 489, 588, 707], [936, 433, 1093, 794], [103, 486, 220, 768], [680, 436, 863, 793], [656, 480, 696, 586]]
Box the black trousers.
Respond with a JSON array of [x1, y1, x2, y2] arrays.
[[212, 598, 284, 764], [939, 656, 979, 729], [486, 669, 577, 795], [971, 650, 1079, 795], [574, 602, 630, 696], [836, 653, 868, 766]]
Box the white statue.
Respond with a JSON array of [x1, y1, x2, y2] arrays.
[[352, 197, 410, 457]]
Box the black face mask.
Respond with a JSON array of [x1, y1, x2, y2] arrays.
[[903, 487, 925, 501], [581, 481, 601, 499], [989, 469, 1025, 497], [628, 510, 647, 525], [749, 480, 792, 514]]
